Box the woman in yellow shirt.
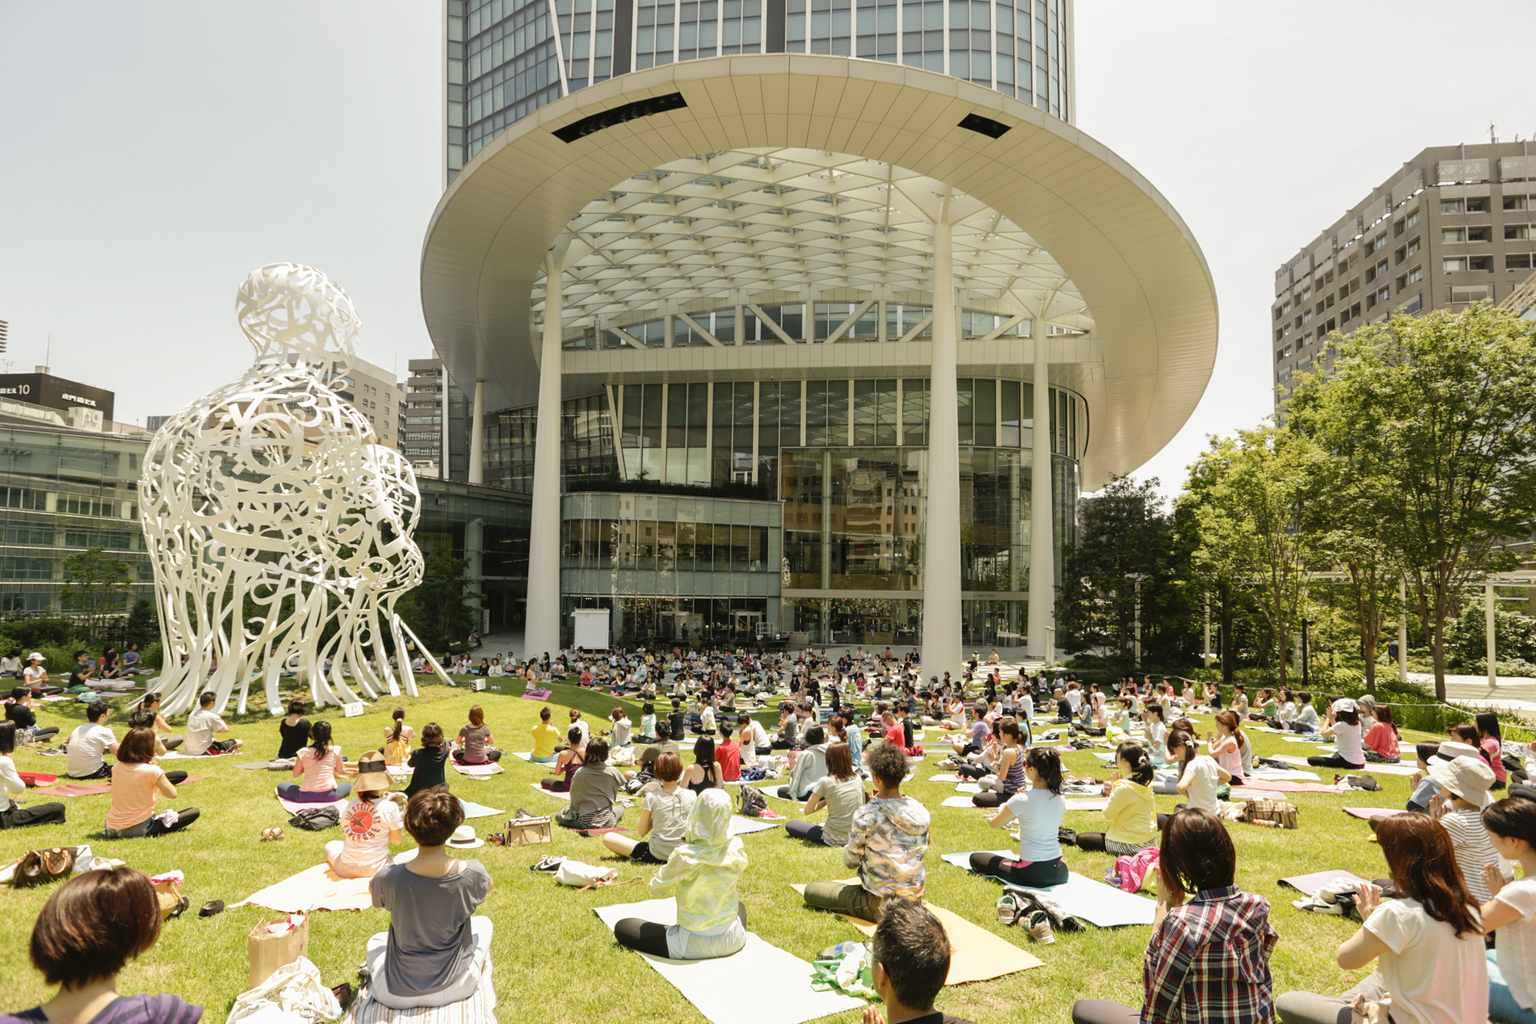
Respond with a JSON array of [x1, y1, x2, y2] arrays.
[[530, 706, 563, 764], [1067, 742, 1157, 855]]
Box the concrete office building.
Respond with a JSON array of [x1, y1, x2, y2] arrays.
[[329, 355, 407, 450], [1272, 142, 1536, 407], [402, 357, 472, 479], [423, 0, 1218, 667]]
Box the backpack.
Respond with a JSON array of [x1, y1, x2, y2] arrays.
[[1342, 774, 1382, 792], [1104, 846, 1160, 892], [288, 806, 340, 831], [738, 786, 769, 818]]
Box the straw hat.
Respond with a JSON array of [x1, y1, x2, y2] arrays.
[[352, 751, 393, 794], [446, 825, 484, 849], [1428, 755, 1496, 809]]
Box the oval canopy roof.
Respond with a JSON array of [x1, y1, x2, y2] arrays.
[[421, 54, 1218, 486]]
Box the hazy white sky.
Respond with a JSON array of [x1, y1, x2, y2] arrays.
[[2, 2, 1533, 497]]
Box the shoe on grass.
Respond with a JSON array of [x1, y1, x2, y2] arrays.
[[1026, 910, 1055, 944]]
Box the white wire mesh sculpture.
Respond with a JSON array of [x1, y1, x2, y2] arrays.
[[139, 263, 451, 715]]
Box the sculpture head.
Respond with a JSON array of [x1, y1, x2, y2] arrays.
[[236, 263, 359, 367]]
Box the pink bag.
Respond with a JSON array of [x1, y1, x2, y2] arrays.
[[1105, 846, 1160, 892]]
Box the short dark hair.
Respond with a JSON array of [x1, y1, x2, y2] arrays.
[[805, 725, 825, 746], [116, 727, 157, 765], [404, 787, 464, 847], [872, 898, 951, 1012], [29, 868, 162, 989], [540, 706, 552, 721], [85, 701, 109, 723], [866, 742, 907, 788], [126, 708, 155, 729], [586, 738, 610, 763], [1159, 809, 1235, 897], [656, 720, 672, 742], [420, 722, 444, 748], [286, 698, 307, 716], [0, 721, 16, 756], [10, 685, 27, 702], [654, 751, 683, 782]]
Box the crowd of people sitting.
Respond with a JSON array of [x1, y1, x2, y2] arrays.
[[9, 643, 1536, 1024]]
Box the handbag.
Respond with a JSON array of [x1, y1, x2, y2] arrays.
[[248, 913, 311, 989], [150, 875, 189, 919], [287, 806, 340, 831], [1240, 797, 1299, 829], [555, 859, 618, 889], [12, 847, 77, 888], [504, 815, 551, 847]]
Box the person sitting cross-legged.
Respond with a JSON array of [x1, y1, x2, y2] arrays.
[[365, 788, 494, 1009], [802, 741, 930, 923], [612, 787, 749, 961], [1072, 809, 1277, 1024]]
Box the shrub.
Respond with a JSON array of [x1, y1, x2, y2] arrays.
[[6, 618, 76, 650]]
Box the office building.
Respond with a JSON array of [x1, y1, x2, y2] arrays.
[[1272, 142, 1536, 407], [422, 0, 1217, 665], [402, 357, 472, 479], [326, 355, 406, 450]]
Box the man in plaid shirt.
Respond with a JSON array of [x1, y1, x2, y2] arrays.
[[1072, 809, 1278, 1024]]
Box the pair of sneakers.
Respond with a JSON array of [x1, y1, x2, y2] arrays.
[[995, 893, 1054, 944]]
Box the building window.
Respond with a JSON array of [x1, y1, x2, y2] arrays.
[[1405, 209, 1420, 229], [1406, 237, 1421, 257], [1443, 257, 1467, 273], [1442, 228, 1464, 243], [1507, 254, 1533, 270], [1442, 199, 1463, 214]]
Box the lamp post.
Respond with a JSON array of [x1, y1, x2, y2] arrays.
[[1301, 617, 1315, 689], [1127, 573, 1147, 668]]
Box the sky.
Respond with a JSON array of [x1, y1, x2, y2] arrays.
[[2, 1, 1534, 498]]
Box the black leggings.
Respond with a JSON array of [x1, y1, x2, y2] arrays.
[[1074, 832, 1108, 852], [1307, 755, 1365, 771], [615, 903, 748, 957], [969, 852, 1069, 887], [955, 763, 989, 779], [164, 771, 188, 786], [972, 789, 1016, 808], [785, 820, 824, 843]]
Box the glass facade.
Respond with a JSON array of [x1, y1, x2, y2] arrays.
[[559, 492, 781, 644], [0, 424, 154, 615], [446, 0, 1071, 178]]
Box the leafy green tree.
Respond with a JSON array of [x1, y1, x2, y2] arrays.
[[1058, 476, 1194, 667], [1287, 303, 1536, 699], [124, 598, 160, 649], [395, 548, 480, 656], [59, 547, 132, 642], [1181, 427, 1321, 687]]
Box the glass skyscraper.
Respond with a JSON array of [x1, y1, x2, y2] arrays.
[[444, 0, 1070, 179]]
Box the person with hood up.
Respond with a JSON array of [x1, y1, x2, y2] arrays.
[[802, 741, 930, 922], [612, 787, 749, 960]]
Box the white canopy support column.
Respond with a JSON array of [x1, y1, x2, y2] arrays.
[[921, 212, 962, 678], [1027, 317, 1055, 662], [468, 379, 485, 485], [465, 517, 485, 634], [524, 257, 564, 658]]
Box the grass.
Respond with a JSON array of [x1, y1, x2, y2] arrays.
[[1, 678, 1430, 1022]]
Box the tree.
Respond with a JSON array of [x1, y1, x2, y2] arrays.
[[1058, 476, 1192, 667], [394, 547, 480, 656], [124, 598, 160, 649], [1287, 304, 1536, 699], [1180, 427, 1321, 687], [59, 547, 132, 642]]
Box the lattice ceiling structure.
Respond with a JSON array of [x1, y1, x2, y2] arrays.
[[533, 147, 1090, 332]]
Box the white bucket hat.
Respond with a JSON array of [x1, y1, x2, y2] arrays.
[[1331, 698, 1357, 714], [445, 825, 484, 849], [26, 653, 42, 663], [1428, 755, 1496, 809]]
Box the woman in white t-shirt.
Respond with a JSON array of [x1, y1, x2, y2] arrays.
[[1276, 811, 1487, 1024], [787, 742, 864, 846], [1309, 698, 1368, 771], [326, 753, 402, 879], [605, 752, 694, 863], [1479, 797, 1536, 1024], [1169, 729, 1228, 813], [969, 747, 1069, 888]]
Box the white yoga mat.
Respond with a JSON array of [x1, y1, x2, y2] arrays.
[[728, 816, 782, 836], [528, 782, 571, 801], [928, 772, 965, 783], [1063, 797, 1112, 811], [953, 782, 983, 794], [938, 853, 1155, 926], [457, 800, 504, 819], [941, 795, 978, 808], [592, 899, 865, 1024], [451, 761, 504, 777]]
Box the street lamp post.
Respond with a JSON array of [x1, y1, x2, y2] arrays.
[[1127, 573, 1147, 668], [1301, 617, 1315, 689]]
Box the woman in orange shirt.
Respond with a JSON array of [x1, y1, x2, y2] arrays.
[[103, 728, 200, 839]]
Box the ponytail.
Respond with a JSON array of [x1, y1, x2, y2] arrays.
[[1025, 747, 1064, 796], [1117, 742, 1154, 785]]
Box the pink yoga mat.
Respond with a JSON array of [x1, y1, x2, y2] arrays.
[[51, 783, 112, 797], [1234, 779, 1349, 793], [276, 796, 349, 815], [1341, 807, 1408, 821]]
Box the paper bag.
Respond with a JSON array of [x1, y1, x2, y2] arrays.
[[248, 913, 310, 990]]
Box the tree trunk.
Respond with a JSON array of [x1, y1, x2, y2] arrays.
[[1430, 612, 1449, 702]]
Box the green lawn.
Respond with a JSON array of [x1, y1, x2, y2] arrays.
[[0, 679, 1429, 1022]]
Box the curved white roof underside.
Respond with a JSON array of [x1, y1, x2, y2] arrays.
[[420, 54, 1218, 487], [543, 147, 1090, 334]]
